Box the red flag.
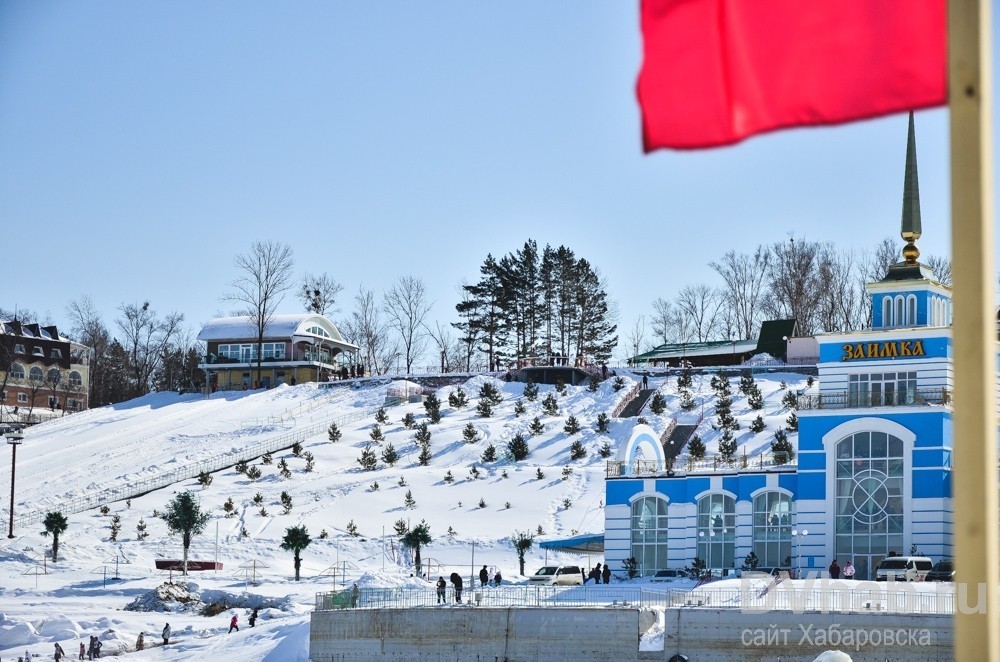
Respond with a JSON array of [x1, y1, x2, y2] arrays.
[[638, 0, 947, 151]]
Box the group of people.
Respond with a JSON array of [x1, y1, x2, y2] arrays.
[[587, 563, 612, 584], [828, 559, 856, 579], [478, 565, 502, 587]]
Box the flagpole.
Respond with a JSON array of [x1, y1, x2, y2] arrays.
[[949, 0, 997, 659]]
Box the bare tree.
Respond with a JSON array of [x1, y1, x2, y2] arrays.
[[710, 247, 771, 340], [625, 315, 647, 363], [383, 276, 432, 373], [66, 296, 112, 406], [649, 297, 679, 345], [815, 248, 866, 333], [764, 236, 826, 335], [223, 241, 295, 384], [424, 321, 463, 373], [925, 255, 952, 286], [116, 301, 184, 399], [341, 286, 396, 375], [299, 272, 344, 316], [675, 284, 722, 343]]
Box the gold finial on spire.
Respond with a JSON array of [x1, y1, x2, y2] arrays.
[[900, 112, 922, 265]]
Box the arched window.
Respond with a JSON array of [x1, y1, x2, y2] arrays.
[[752, 492, 792, 567], [631, 496, 669, 576], [47, 368, 61, 385], [29, 366, 44, 382], [894, 296, 904, 327], [835, 431, 905, 580], [906, 295, 917, 326], [882, 297, 892, 328], [697, 494, 736, 570], [68, 371, 83, 387], [10, 363, 25, 379]]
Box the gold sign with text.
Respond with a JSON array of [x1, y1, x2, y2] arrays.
[[841, 341, 925, 361]]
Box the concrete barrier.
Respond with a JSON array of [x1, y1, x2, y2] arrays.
[[310, 607, 640, 661]]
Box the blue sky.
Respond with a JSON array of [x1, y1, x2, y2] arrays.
[[0, 2, 989, 359]]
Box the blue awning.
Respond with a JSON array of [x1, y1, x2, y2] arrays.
[[539, 533, 604, 554]]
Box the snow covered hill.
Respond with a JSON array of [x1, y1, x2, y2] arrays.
[[0, 369, 806, 661]]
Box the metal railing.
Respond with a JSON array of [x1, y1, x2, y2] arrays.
[[315, 584, 955, 615], [606, 451, 796, 478], [611, 382, 642, 418], [798, 388, 952, 410]]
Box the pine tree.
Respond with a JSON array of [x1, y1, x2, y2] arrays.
[[613, 376, 625, 391], [443, 470, 454, 483], [598, 439, 612, 458], [507, 433, 530, 461], [369, 424, 384, 442], [715, 394, 739, 431], [223, 497, 236, 518], [687, 434, 706, 460], [261, 451, 273, 465], [328, 422, 342, 443], [782, 390, 798, 409], [197, 471, 213, 488], [278, 459, 291, 479], [786, 412, 798, 431], [424, 393, 442, 423], [358, 445, 378, 471], [739, 370, 755, 396], [555, 378, 567, 395], [375, 408, 389, 424], [136, 518, 148, 541], [417, 443, 432, 466], [476, 398, 493, 417], [514, 399, 526, 416], [747, 383, 764, 410], [563, 415, 581, 435], [528, 416, 544, 435], [234, 460, 248, 475], [479, 382, 503, 405], [749, 414, 766, 433], [570, 439, 587, 460], [772, 429, 795, 464], [381, 443, 399, 467], [110, 514, 121, 542], [394, 518, 409, 535], [346, 520, 359, 536], [448, 387, 468, 409], [536, 467, 545, 480], [303, 451, 315, 472], [246, 465, 262, 481], [588, 374, 599, 391], [718, 429, 737, 462], [481, 444, 497, 463], [291, 441, 303, 457], [676, 362, 693, 390], [404, 489, 416, 509], [402, 412, 416, 429], [523, 380, 539, 401], [596, 412, 610, 433], [679, 389, 697, 411], [280, 491, 293, 514], [414, 422, 431, 445], [649, 392, 666, 414], [163, 491, 211, 576], [541, 393, 559, 415]]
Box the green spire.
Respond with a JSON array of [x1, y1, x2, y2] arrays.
[[900, 112, 922, 263]]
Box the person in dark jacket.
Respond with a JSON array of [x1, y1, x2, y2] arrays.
[[493, 570, 502, 586], [162, 623, 171, 646], [595, 563, 603, 584], [436, 576, 447, 603], [829, 559, 841, 579], [602, 564, 611, 584], [479, 565, 489, 588], [249, 608, 259, 627], [450, 572, 463, 603]]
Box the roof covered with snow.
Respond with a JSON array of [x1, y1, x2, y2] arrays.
[[197, 314, 357, 350]]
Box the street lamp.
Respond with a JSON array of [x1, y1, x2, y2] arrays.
[[791, 528, 809, 579], [6, 429, 24, 538]]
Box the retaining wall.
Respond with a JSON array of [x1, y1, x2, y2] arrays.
[[310, 607, 641, 661]]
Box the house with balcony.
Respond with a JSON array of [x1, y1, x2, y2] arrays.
[[1, 320, 90, 422], [196, 313, 359, 390], [603, 113, 954, 581]]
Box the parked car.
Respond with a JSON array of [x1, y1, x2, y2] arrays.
[[650, 569, 683, 582], [924, 559, 954, 582], [875, 556, 933, 582], [529, 565, 584, 586]]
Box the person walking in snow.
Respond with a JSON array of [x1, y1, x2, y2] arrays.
[[54, 642, 66, 661], [249, 608, 259, 627], [24, 650, 31, 662], [229, 613, 239, 633], [602, 564, 611, 584], [78, 642, 85, 661], [90, 638, 101, 660], [135, 632, 144, 651], [162, 623, 171, 646], [479, 565, 488, 588], [450, 572, 463, 603]]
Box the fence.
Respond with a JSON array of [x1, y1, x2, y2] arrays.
[[798, 388, 952, 410], [13, 404, 380, 530], [316, 584, 956, 615], [605, 451, 796, 478], [610, 382, 642, 418]]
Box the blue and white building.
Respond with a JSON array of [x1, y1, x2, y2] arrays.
[[604, 114, 953, 580]]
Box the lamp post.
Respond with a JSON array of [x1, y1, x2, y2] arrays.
[[791, 528, 809, 579], [7, 429, 24, 538]]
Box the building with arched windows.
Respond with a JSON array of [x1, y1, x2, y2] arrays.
[[1, 320, 91, 422], [604, 114, 954, 581], [197, 313, 358, 389]]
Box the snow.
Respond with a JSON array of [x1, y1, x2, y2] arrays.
[[0, 372, 811, 660]]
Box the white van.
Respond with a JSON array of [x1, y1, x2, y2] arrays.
[[529, 565, 584, 586], [875, 556, 933, 582]]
